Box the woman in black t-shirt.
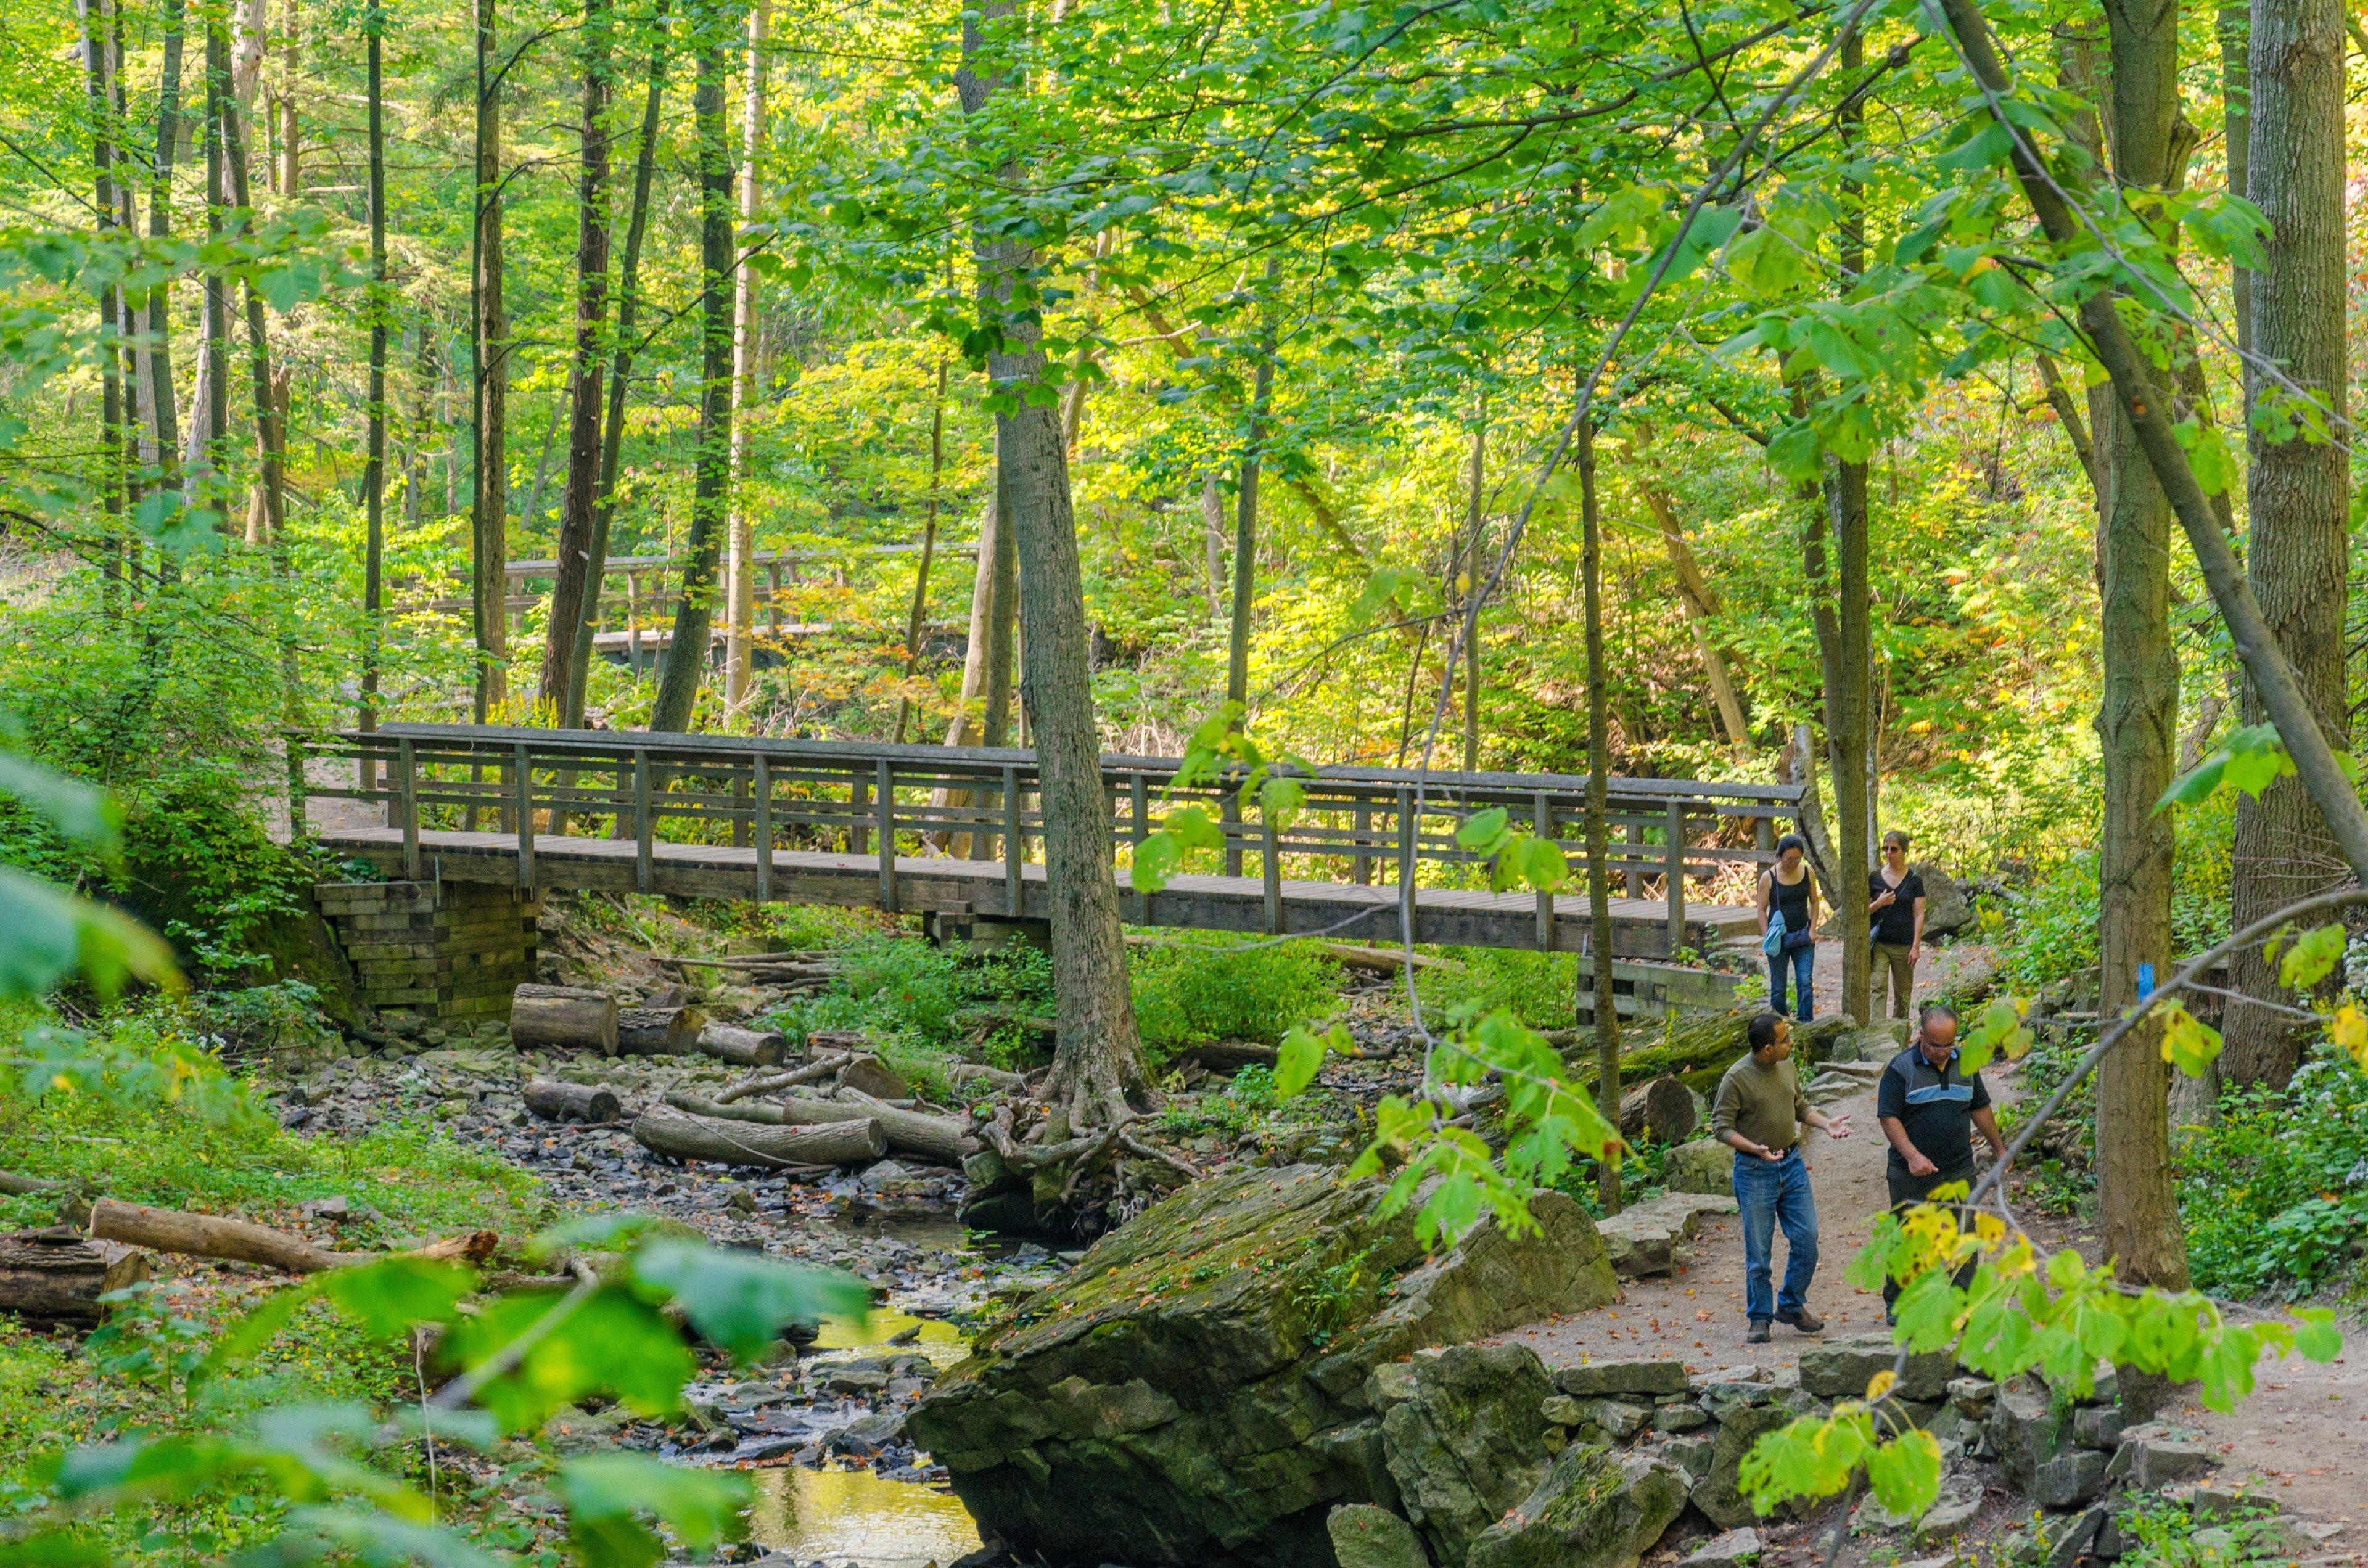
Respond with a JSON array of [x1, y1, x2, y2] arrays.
[[1867, 830, 1926, 1020], [1758, 834, 1819, 1021]]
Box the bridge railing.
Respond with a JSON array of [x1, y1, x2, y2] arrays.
[[302, 723, 1801, 950]]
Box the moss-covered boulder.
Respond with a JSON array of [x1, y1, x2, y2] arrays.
[[1465, 1446, 1688, 1568], [906, 1165, 1619, 1568]]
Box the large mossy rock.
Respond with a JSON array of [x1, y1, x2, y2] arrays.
[[1465, 1445, 1688, 1568], [907, 1165, 1620, 1568]]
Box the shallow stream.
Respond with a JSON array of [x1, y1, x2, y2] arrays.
[[747, 1466, 982, 1568]]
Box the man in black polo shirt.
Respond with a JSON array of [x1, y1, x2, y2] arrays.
[[1874, 1003, 2007, 1315]]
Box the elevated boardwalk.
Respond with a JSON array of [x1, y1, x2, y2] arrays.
[[303, 724, 1801, 960]]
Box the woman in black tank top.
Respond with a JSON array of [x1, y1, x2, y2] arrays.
[[1759, 834, 1819, 1021]]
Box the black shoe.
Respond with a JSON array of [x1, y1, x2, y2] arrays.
[[1777, 1307, 1825, 1334], [1746, 1320, 1772, 1344]]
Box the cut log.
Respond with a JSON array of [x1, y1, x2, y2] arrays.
[[522, 1078, 623, 1123], [615, 1005, 707, 1057], [1618, 1075, 1700, 1145], [804, 1028, 874, 1055], [1185, 1041, 1280, 1072], [0, 1228, 149, 1326], [0, 1170, 70, 1197], [631, 1103, 886, 1168], [509, 985, 619, 1054], [89, 1199, 496, 1276], [839, 1054, 911, 1100], [663, 1090, 975, 1167], [697, 1023, 789, 1067], [946, 1062, 1027, 1093]]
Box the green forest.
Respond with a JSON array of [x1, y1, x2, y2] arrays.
[[2, 0, 2367, 1561]]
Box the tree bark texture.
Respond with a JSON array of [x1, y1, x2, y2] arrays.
[[471, 0, 510, 719], [1580, 415, 1621, 1215], [1828, 458, 1872, 1019], [508, 983, 619, 1051], [2226, 0, 2351, 1089], [649, 4, 738, 734], [1638, 480, 1749, 757], [631, 1102, 885, 1167], [540, 0, 614, 715], [2218, 2, 2253, 382], [958, 1, 1153, 1127], [564, 4, 670, 729], [723, 0, 770, 716], [146, 0, 187, 498], [615, 1004, 707, 1056], [2092, 0, 2190, 1301], [522, 1078, 623, 1122], [361, 5, 387, 742], [0, 1230, 149, 1326]]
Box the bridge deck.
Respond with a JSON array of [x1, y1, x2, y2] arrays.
[[316, 824, 1759, 956]]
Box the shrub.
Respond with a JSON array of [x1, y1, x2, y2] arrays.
[[1418, 949, 1576, 1030], [2178, 1049, 2368, 1300], [1130, 937, 1342, 1051]]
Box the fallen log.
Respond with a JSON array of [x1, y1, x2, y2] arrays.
[[1618, 1075, 1700, 1146], [946, 1062, 1027, 1093], [0, 1228, 148, 1326], [0, 1170, 70, 1197], [1314, 941, 1463, 974], [509, 985, 619, 1054], [715, 1052, 850, 1104], [1185, 1041, 1280, 1072], [89, 1199, 498, 1276], [522, 1078, 623, 1123], [631, 1104, 886, 1168], [615, 1005, 706, 1057], [663, 1090, 975, 1167], [696, 1023, 789, 1067]]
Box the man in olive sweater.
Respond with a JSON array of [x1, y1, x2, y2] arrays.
[[1712, 1011, 1853, 1342]]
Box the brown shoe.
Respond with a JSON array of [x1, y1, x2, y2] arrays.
[[1777, 1307, 1825, 1334]]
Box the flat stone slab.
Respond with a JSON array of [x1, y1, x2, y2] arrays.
[[1598, 1193, 1741, 1278]]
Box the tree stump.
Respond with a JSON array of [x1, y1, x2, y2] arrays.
[[697, 1024, 789, 1067], [509, 985, 619, 1054], [1618, 1075, 1701, 1145], [0, 1228, 148, 1326], [631, 1103, 886, 1168], [522, 1078, 623, 1123], [616, 1006, 707, 1057]]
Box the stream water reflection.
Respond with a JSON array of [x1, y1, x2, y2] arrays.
[[747, 1467, 980, 1568]]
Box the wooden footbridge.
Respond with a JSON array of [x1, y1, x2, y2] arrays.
[[301, 724, 1799, 961]]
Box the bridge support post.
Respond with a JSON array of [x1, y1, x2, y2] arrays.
[[1395, 786, 1415, 943], [754, 755, 773, 901], [1664, 800, 1685, 957], [1534, 790, 1554, 951], [398, 737, 421, 881], [876, 758, 897, 913], [1261, 813, 1282, 935], [1130, 773, 1149, 923], [1002, 765, 1023, 918], [514, 741, 535, 889], [633, 749, 653, 893]]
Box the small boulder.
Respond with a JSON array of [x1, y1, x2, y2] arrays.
[[1465, 1446, 1687, 1568], [1665, 1139, 1732, 1196], [2106, 1424, 2217, 1490], [1328, 1504, 1432, 1568], [1914, 865, 1973, 938], [2028, 1449, 2110, 1509], [2071, 1405, 2123, 1451], [1986, 1377, 2065, 1493], [1798, 1333, 1954, 1403], [1556, 1358, 1690, 1399], [1577, 1398, 1650, 1440], [1692, 1396, 1817, 1530], [1681, 1527, 1762, 1568], [1597, 1193, 1738, 1278]]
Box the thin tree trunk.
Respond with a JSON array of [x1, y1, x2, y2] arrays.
[[539, 0, 614, 715], [2225, 0, 2350, 1090], [1460, 404, 1485, 772], [220, 54, 283, 550], [648, 0, 738, 734], [360, 3, 387, 749], [722, 0, 769, 716], [276, 0, 298, 194], [943, 486, 1004, 747], [564, 0, 671, 729], [1227, 295, 1275, 715], [2219, 2, 2253, 387], [200, 20, 231, 520], [1579, 414, 1621, 1215], [1638, 479, 1749, 757], [1830, 26, 1872, 1023], [1201, 473, 1223, 617], [959, 0, 1151, 1128], [980, 441, 1018, 746], [471, 0, 510, 719], [892, 353, 950, 744], [146, 0, 187, 522], [81, 0, 125, 612], [2090, 0, 2192, 1367]]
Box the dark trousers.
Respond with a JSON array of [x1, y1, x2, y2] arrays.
[[1882, 1161, 1974, 1315], [1767, 943, 1814, 1021]]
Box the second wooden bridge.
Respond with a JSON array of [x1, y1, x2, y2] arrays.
[[303, 724, 1801, 962]]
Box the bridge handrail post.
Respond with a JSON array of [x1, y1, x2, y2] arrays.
[[1664, 799, 1685, 956], [398, 737, 421, 881], [1130, 773, 1149, 923], [515, 741, 535, 890], [1352, 802, 1372, 886], [876, 758, 897, 913], [634, 748, 654, 893], [754, 754, 773, 901], [1261, 810, 1282, 935], [1003, 765, 1023, 919], [1534, 789, 1553, 951], [1395, 785, 1415, 942]]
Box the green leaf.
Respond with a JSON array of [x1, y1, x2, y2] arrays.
[[0, 866, 183, 1002], [1455, 807, 1510, 852], [0, 753, 117, 847], [631, 1239, 868, 1364], [1130, 831, 1182, 893], [1275, 1024, 1342, 1099], [445, 1288, 696, 1431], [2279, 923, 2345, 990], [1866, 1429, 1943, 1519], [556, 1455, 750, 1568], [318, 1259, 477, 1338], [2158, 1002, 2225, 1078], [2292, 1307, 2343, 1362]]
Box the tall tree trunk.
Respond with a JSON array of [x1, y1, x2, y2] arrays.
[[648, 0, 738, 734], [471, 0, 510, 719], [361, 2, 387, 748], [1201, 474, 1223, 618], [540, 0, 614, 715], [220, 54, 284, 550], [81, 0, 125, 610], [564, 0, 671, 729], [1460, 404, 1486, 772], [1579, 413, 1621, 1215], [200, 20, 231, 519], [942, 475, 1014, 748], [958, 0, 1151, 1127], [892, 353, 950, 744], [2225, 0, 2350, 1088], [1638, 478, 1750, 757], [2219, 2, 2253, 385], [146, 0, 187, 522], [276, 0, 298, 195], [2091, 0, 2192, 1376], [722, 0, 770, 716], [1829, 26, 1872, 1022], [1226, 265, 1276, 718]]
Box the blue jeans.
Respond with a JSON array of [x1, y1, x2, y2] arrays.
[[1767, 943, 1814, 1021], [1734, 1147, 1819, 1321]]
